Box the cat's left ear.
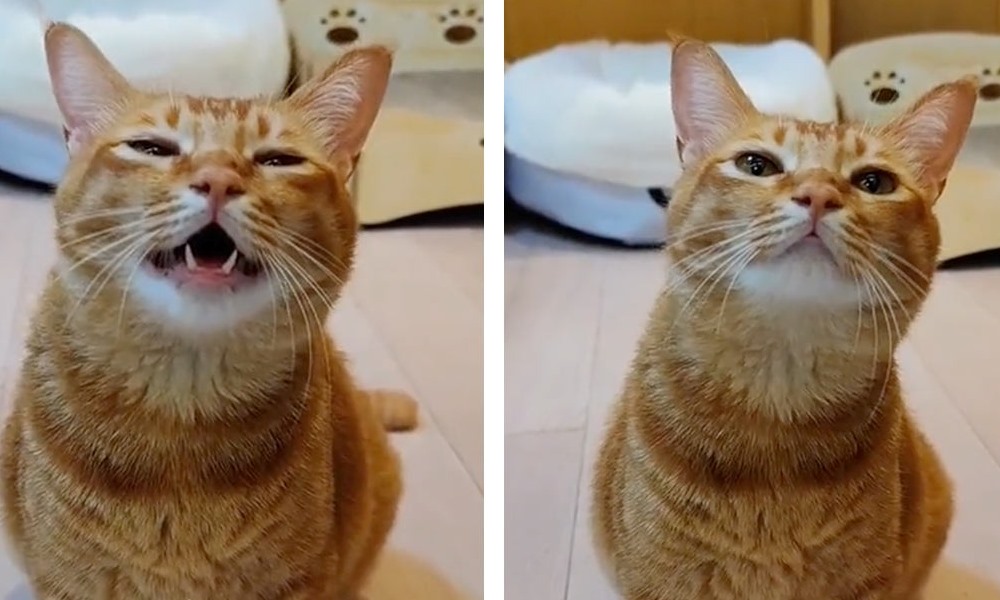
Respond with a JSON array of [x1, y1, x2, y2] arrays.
[[886, 78, 977, 199], [286, 47, 392, 177]]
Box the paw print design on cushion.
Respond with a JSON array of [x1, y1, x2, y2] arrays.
[[321, 6, 368, 46], [865, 70, 905, 105], [438, 6, 482, 45], [979, 68, 1000, 100]]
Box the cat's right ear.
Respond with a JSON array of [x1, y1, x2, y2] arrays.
[[285, 47, 392, 178], [44, 23, 132, 155], [671, 40, 757, 167], [884, 78, 977, 198]]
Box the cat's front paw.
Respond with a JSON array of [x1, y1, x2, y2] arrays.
[[360, 388, 418, 432]]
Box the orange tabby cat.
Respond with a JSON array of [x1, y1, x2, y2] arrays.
[[0, 22, 417, 599], [592, 40, 976, 599]]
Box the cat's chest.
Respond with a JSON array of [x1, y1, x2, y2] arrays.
[[120, 493, 290, 556], [24, 431, 334, 584], [104, 483, 331, 596], [621, 466, 898, 595]]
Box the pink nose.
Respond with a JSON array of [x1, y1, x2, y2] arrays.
[[189, 166, 244, 209], [791, 182, 843, 223]]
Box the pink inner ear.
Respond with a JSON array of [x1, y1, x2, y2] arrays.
[[285, 47, 392, 169], [889, 81, 977, 190], [45, 24, 135, 156], [65, 128, 89, 155], [670, 41, 756, 167]]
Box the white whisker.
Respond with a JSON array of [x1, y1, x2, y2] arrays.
[[64, 230, 156, 326], [58, 206, 150, 227], [715, 246, 759, 333]]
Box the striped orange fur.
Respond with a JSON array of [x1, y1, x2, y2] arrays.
[[592, 40, 976, 599], [1, 22, 415, 599]]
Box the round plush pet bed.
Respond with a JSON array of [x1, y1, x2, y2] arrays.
[[0, 0, 291, 186], [828, 33, 1000, 264], [505, 152, 671, 245], [504, 39, 837, 245], [829, 32, 1000, 126]]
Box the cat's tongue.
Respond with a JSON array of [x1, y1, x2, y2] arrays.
[[170, 264, 243, 289], [169, 246, 245, 290]]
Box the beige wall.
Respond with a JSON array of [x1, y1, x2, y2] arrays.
[[833, 0, 999, 50], [505, 0, 999, 61]]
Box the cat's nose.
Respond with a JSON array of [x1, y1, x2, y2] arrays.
[[791, 183, 842, 222], [189, 167, 244, 211]]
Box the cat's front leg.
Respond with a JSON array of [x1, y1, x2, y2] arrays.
[[0, 410, 27, 567]]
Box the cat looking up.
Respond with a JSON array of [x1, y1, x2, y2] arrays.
[[592, 38, 976, 600]]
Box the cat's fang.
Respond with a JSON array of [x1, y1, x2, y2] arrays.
[[184, 244, 197, 270], [221, 250, 239, 275]]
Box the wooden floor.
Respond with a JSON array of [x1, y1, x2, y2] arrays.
[[0, 182, 483, 600], [505, 222, 1000, 599]]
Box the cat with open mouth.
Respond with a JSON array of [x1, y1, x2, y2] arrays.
[[1, 20, 417, 600]]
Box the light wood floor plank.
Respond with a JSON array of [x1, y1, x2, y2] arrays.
[[898, 344, 1000, 580], [331, 292, 484, 597], [349, 229, 484, 489], [505, 429, 586, 600], [504, 244, 605, 434], [565, 249, 660, 600], [409, 227, 483, 311], [907, 273, 1000, 463]]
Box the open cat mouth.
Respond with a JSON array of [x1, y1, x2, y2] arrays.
[[146, 223, 262, 289]]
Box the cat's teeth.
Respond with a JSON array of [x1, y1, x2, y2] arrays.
[[221, 249, 239, 275], [184, 244, 197, 270]]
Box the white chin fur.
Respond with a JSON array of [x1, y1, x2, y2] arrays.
[[57, 257, 274, 335], [737, 245, 861, 308], [130, 269, 274, 335]]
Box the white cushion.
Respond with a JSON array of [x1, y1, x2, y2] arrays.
[[0, 0, 291, 185], [504, 39, 837, 189]]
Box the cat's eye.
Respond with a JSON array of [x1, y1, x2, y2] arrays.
[[734, 152, 783, 177], [852, 169, 897, 195], [125, 139, 180, 157], [255, 151, 306, 167]]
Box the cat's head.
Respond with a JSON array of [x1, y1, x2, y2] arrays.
[[666, 39, 975, 323], [45, 23, 390, 336]]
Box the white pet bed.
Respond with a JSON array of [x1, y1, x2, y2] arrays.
[[0, 0, 291, 185], [506, 152, 669, 245], [504, 39, 837, 244]]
